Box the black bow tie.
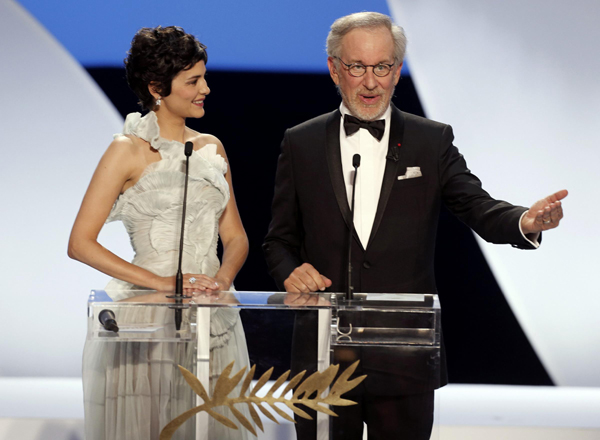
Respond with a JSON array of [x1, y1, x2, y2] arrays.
[[343, 114, 385, 141]]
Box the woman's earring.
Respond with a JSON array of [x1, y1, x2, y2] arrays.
[[156, 98, 161, 106]]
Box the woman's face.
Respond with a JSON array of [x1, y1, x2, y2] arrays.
[[156, 60, 210, 119]]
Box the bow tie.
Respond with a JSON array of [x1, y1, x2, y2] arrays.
[[343, 114, 385, 141]]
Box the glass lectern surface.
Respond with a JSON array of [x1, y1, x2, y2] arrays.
[[85, 290, 440, 440]]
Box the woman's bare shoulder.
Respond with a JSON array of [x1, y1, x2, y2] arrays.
[[108, 134, 155, 157], [186, 128, 224, 150], [101, 135, 155, 174], [107, 134, 135, 153], [111, 134, 149, 150], [188, 133, 227, 162]]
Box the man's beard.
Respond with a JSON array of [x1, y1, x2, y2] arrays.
[[337, 85, 394, 121]]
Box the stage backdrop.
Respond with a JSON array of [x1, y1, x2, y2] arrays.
[[0, 0, 597, 388], [388, 0, 600, 386], [0, 0, 390, 377]]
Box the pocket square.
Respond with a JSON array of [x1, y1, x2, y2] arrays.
[[398, 166, 422, 180]]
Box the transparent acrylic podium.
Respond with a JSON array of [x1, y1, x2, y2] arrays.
[[85, 290, 440, 440]]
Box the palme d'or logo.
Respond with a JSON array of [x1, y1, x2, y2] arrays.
[[160, 361, 366, 439]]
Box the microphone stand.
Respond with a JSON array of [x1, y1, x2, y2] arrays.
[[168, 141, 194, 330], [346, 154, 361, 301]]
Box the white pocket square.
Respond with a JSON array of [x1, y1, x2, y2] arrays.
[[398, 166, 422, 180]]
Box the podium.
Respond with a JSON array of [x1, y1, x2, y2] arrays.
[[84, 291, 441, 440]]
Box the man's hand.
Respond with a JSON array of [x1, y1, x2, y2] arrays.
[[284, 263, 332, 293], [521, 189, 568, 235]]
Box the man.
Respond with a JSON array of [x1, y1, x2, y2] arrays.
[[263, 12, 566, 440]]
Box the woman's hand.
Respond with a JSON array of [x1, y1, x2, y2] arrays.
[[157, 274, 231, 294], [183, 274, 231, 294]]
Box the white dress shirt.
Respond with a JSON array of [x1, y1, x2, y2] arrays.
[[339, 103, 539, 249], [339, 103, 392, 247]]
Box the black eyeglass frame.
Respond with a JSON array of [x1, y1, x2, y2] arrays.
[[333, 56, 396, 78]]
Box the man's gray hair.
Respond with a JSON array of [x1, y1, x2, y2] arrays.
[[326, 12, 407, 64]]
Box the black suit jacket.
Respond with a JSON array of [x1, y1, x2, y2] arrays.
[[263, 105, 536, 393]]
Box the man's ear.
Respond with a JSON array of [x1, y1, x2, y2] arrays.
[[327, 57, 340, 86], [393, 62, 403, 86]]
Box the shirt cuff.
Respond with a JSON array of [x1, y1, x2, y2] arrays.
[[519, 210, 540, 248]]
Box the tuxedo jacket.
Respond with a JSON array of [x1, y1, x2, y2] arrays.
[[263, 104, 536, 394]]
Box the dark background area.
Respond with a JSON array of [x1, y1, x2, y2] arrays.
[[88, 67, 553, 386]]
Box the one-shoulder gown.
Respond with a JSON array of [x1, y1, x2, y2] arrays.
[[82, 111, 250, 440]]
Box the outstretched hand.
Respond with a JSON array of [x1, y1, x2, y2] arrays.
[[520, 189, 568, 235]]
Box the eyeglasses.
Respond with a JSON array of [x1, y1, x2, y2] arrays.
[[334, 56, 396, 78]]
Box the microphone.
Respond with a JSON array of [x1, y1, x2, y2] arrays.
[[99, 309, 119, 332], [346, 153, 361, 300], [173, 141, 194, 330], [386, 144, 400, 162]]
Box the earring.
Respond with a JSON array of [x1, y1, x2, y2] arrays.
[[156, 98, 161, 106]]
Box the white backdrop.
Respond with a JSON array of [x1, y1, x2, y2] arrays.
[[0, 0, 127, 376], [388, 0, 600, 386]]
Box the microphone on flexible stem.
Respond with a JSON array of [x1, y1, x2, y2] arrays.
[[346, 154, 361, 301], [99, 309, 119, 332], [386, 144, 400, 162], [171, 141, 194, 331]]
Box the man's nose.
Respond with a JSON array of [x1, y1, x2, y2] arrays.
[[362, 69, 378, 89]]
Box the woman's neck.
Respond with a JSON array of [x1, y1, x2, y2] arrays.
[[155, 110, 187, 143]]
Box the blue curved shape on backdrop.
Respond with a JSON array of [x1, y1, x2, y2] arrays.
[[17, 0, 396, 72]]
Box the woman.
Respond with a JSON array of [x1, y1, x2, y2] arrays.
[[69, 26, 250, 439]]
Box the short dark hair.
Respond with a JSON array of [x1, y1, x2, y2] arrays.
[[125, 26, 208, 111]]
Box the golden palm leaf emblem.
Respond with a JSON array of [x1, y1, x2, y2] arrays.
[[160, 360, 366, 439]]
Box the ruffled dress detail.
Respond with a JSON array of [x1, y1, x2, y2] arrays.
[[105, 111, 229, 298], [83, 111, 250, 440]]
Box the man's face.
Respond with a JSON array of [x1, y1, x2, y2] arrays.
[[328, 27, 402, 121]]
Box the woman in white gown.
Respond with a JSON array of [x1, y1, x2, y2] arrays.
[[69, 26, 251, 440]]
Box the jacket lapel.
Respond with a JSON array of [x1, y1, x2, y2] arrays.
[[366, 105, 405, 249], [325, 110, 364, 250]]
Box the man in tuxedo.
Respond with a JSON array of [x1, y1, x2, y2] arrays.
[[263, 11, 566, 440]]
